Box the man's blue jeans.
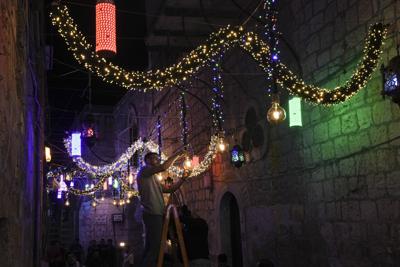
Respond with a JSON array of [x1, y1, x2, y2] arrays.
[[141, 213, 163, 267]]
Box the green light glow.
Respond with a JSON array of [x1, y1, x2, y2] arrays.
[[289, 97, 302, 127]]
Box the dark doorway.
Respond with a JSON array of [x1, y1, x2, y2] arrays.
[[220, 192, 243, 267]]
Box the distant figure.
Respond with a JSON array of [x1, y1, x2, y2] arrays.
[[257, 259, 275, 267], [47, 240, 65, 267], [122, 246, 134, 267], [86, 240, 100, 267], [65, 252, 81, 267], [68, 238, 84, 264], [86, 250, 103, 267], [217, 254, 229, 267], [106, 239, 116, 267], [179, 205, 211, 267], [99, 238, 108, 263]]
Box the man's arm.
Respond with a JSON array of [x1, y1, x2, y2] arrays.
[[141, 152, 184, 177]]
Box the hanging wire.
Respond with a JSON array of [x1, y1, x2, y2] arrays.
[[179, 90, 189, 151]]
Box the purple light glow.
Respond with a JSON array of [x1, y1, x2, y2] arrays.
[[71, 132, 81, 156]]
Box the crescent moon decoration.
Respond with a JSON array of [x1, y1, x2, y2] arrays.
[[50, 3, 387, 105]]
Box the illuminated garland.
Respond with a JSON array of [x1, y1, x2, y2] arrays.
[[263, 0, 280, 94], [169, 134, 219, 178], [50, 3, 387, 105], [210, 56, 224, 131], [247, 23, 388, 104], [68, 175, 107, 196], [64, 137, 161, 176], [120, 180, 139, 197], [179, 91, 189, 150]]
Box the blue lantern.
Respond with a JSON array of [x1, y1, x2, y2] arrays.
[[230, 145, 245, 168], [381, 54, 400, 105]]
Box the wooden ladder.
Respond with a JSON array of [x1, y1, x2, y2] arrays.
[[156, 204, 189, 267]]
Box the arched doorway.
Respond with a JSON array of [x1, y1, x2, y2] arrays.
[[220, 192, 243, 267]]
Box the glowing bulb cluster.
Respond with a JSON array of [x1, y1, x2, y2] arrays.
[[95, 0, 116, 55], [267, 101, 286, 124]]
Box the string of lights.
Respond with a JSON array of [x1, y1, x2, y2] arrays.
[[211, 55, 225, 132], [179, 90, 189, 151], [50, 3, 387, 105], [262, 0, 279, 95], [244, 23, 388, 105]]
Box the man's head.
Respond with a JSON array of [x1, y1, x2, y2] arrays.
[[144, 152, 160, 166]]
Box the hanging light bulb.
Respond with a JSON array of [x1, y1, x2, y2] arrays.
[[128, 172, 134, 184], [217, 137, 226, 152], [267, 101, 286, 124], [126, 198, 130, 204], [91, 200, 97, 207], [183, 156, 192, 169], [127, 192, 133, 198], [65, 199, 70, 206], [113, 199, 117, 206], [156, 173, 163, 181], [101, 196, 105, 201]]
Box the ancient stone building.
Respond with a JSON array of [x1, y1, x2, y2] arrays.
[[0, 0, 46, 266], [111, 0, 400, 266]]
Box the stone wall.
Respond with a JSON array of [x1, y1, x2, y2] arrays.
[[0, 0, 45, 266]]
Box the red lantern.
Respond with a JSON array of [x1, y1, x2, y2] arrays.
[[96, 0, 116, 57]]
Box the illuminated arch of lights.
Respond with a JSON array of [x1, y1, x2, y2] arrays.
[[50, 3, 387, 105]]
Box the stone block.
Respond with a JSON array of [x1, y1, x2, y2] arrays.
[[334, 177, 348, 200], [377, 199, 398, 222], [386, 171, 400, 197], [317, 50, 331, 67], [308, 182, 324, 202], [348, 130, 370, 153], [314, 122, 329, 143], [338, 157, 356, 177], [311, 144, 322, 163], [369, 125, 388, 146], [311, 167, 325, 182], [325, 164, 339, 179], [306, 35, 320, 55], [356, 106, 372, 130], [367, 173, 387, 199], [324, 1, 337, 23], [341, 111, 358, 134], [342, 201, 361, 221], [328, 117, 341, 138], [323, 179, 335, 201], [348, 176, 368, 199], [291, 204, 305, 222], [376, 149, 397, 172], [325, 202, 337, 220], [360, 200, 378, 221], [320, 25, 335, 51], [337, 0, 348, 13], [345, 4, 359, 32], [334, 135, 349, 158], [372, 101, 392, 125], [321, 141, 335, 160]]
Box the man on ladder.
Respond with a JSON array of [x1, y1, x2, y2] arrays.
[[137, 151, 188, 267]]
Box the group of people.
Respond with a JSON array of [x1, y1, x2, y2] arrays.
[[85, 239, 117, 267], [46, 238, 118, 267]]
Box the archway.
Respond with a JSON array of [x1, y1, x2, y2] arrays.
[[220, 192, 243, 267]]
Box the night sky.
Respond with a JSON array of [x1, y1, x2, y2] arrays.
[[45, 0, 147, 163]]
